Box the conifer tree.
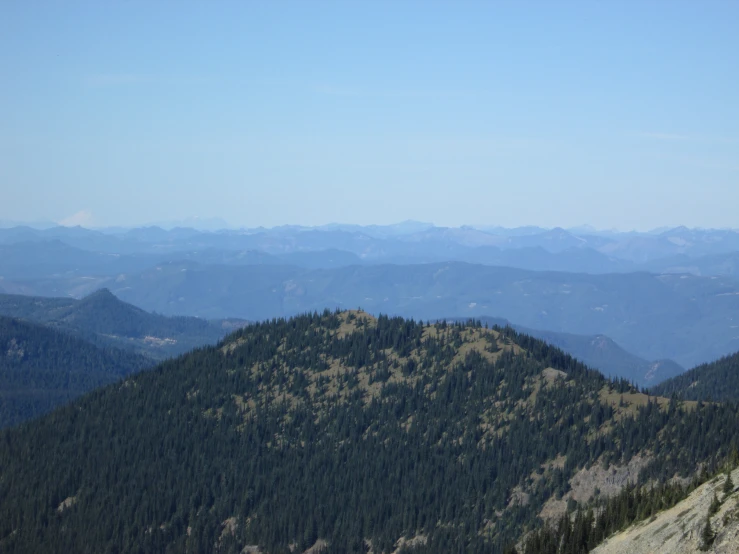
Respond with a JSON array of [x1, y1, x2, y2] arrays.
[[708, 493, 720, 516], [700, 517, 715, 551], [723, 468, 734, 496]]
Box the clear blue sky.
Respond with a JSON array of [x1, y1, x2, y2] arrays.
[[1, 1, 737, 230]]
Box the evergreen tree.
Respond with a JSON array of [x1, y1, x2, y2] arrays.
[[723, 468, 734, 496], [708, 493, 721, 516], [700, 517, 715, 551]]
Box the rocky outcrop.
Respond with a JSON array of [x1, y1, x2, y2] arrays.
[[592, 467, 739, 554]]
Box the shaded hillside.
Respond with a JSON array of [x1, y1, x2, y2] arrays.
[[1, 311, 737, 553], [0, 316, 149, 428], [650, 351, 739, 402], [0, 290, 247, 360]]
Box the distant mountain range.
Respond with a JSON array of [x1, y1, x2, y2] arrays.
[[2, 223, 739, 370], [3, 223, 739, 273], [5, 262, 735, 369]]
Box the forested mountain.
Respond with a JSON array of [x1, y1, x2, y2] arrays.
[[0, 316, 149, 428], [1, 311, 737, 553], [0, 289, 247, 360], [650, 351, 739, 402], [13, 261, 736, 369]]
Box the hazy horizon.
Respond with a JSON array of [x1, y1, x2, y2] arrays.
[[2, 216, 737, 235]]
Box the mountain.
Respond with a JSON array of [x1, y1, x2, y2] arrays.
[[462, 246, 632, 274], [645, 251, 739, 278], [0, 311, 737, 553], [317, 220, 434, 238], [32, 261, 736, 369], [504, 227, 588, 253], [0, 240, 163, 279], [0, 289, 248, 360], [509, 327, 684, 387], [649, 351, 739, 402], [450, 317, 684, 387], [0, 316, 149, 428], [278, 248, 363, 269], [6, 224, 739, 276]]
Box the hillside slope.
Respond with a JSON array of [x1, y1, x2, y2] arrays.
[[0, 311, 737, 553], [591, 467, 739, 554], [0, 316, 149, 428], [650, 351, 739, 402]]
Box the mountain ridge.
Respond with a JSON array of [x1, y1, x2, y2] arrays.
[[650, 351, 739, 402], [1, 310, 737, 552], [0, 289, 248, 360]]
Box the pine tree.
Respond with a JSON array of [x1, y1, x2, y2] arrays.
[[708, 493, 721, 516], [700, 517, 715, 551], [723, 469, 734, 496]]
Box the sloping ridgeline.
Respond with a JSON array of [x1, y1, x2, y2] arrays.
[[0, 289, 246, 361], [0, 312, 738, 553], [0, 316, 150, 428], [650, 351, 739, 402]]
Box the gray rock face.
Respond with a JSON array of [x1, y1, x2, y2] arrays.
[[592, 468, 739, 554]]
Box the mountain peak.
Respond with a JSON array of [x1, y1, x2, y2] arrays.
[[83, 288, 117, 301]]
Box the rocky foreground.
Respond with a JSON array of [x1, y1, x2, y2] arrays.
[[592, 467, 739, 554]]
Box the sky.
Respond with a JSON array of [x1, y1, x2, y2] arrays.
[[1, 1, 738, 230]]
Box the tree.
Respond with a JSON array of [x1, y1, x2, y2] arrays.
[[708, 493, 720, 516], [723, 469, 734, 496], [700, 517, 715, 551]]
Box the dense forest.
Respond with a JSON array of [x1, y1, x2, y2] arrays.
[[0, 289, 248, 428], [0, 316, 150, 428], [1, 311, 738, 553], [650, 351, 739, 402]]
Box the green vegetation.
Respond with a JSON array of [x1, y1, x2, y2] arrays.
[[0, 289, 245, 428], [0, 316, 149, 428], [724, 467, 734, 495], [1, 311, 738, 553], [700, 516, 715, 551], [650, 351, 739, 402]]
